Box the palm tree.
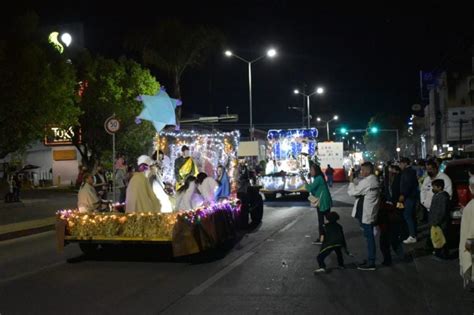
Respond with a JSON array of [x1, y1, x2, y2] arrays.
[[125, 19, 224, 121]]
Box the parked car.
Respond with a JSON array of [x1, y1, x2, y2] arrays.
[[442, 158, 474, 246]]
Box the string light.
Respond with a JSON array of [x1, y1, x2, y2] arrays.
[[56, 199, 240, 240], [158, 129, 240, 188]]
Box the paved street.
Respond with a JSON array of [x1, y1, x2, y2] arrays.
[[0, 184, 472, 314]]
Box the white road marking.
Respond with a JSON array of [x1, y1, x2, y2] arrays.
[[332, 184, 348, 196], [187, 251, 255, 296], [278, 217, 300, 233], [0, 261, 65, 284]]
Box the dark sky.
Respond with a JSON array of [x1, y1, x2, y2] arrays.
[[9, 1, 474, 131]]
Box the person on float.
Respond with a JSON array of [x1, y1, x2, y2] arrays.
[[125, 155, 161, 213], [174, 145, 198, 191], [215, 165, 231, 200], [195, 172, 219, 205], [150, 152, 173, 213], [175, 175, 204, 211], [77, 173, 102, 213]]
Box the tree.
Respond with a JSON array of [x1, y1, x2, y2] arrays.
[[0, 12, 80, 158], [125, 19, 224, 120], [363, 114, 405, 161], [75, 53, 160, 168]]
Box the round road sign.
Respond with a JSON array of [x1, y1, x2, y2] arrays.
[[104, 117, 120, 134]]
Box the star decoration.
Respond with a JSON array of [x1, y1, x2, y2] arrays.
[[136, 88, 182, 132]]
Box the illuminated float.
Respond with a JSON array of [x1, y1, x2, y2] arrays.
[[258, 128, 318, 200], [55, 87, 242, 257]]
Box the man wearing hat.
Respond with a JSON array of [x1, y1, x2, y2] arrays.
[[125, 155, 161, 213], [174, 145, 198, 190]]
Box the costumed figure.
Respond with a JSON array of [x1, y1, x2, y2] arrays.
[[174, 145, 198, 191], [215, 165, 231, 200], [78, 173, 102, 213], [150, 152, 173, 213], [196, 172, 219, 205], [175, 175, 204, 211], [125, 155, 161, 213]]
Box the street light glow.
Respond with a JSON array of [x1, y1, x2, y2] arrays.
[[352, 136, 355, 140], [293, 89, 300, 94], [316, 117, 321, 122], [61, 33, 72, 47], [333, 115, 339, 120], [316, 87, 324, 94], [224, 50, 233, 57], [267, 48, 277, 58], [396, 147, 401, 152]]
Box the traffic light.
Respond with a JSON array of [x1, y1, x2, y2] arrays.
[[340, 127, 348, 134], [370, 126, 379, 134]]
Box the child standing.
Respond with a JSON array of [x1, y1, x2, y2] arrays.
[[429, 179, 450, 259], [314, 212, 350, 273]]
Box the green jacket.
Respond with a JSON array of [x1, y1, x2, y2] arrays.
[[306, 175, 332, 212]]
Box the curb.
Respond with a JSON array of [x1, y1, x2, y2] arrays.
[[0, 217, 56, 241]]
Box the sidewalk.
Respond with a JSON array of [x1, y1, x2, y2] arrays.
[[0, 187, 77, 240]]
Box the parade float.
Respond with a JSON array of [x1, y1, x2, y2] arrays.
[[258, 128, 318, 200], [56, 87, 242, 257]]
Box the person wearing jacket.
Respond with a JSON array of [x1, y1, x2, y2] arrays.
[[314, 211, 350, 273], [420, 160, 452, 210], [429, 179, 450, 258], [348, 162, 380, 271], [302, 163, 333, 244], [399, 157, 420, 244], [378, 165, 405, 266]]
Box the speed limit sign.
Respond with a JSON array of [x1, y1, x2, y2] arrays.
[[104, 116, 120, 135]]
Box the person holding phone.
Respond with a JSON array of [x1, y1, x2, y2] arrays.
[[301, 164, 333, 245]]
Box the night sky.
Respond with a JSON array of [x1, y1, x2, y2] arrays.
[[8, 1, 474, 132]]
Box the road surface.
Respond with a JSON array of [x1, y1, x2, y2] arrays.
[[0, 184, 472, 314]]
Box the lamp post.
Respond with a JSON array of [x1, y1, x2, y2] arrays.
[[225, 48, 277, 140], [294, 87, 324, 128], [316, 115, 339, 141]]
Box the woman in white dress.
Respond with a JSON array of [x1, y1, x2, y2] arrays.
[[149, 153, 173, 213], [195, 172, 218, 205], [175, 176, 204, 211]]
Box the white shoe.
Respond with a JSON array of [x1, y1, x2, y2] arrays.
[[403, 236, 417, 244]]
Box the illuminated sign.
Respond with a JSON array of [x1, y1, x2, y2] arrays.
[[48, 32, 64, 54], [53, 150, 77, 161], [44, 126, 81, 146]]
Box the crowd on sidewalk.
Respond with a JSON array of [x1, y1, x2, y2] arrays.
[[305, 158, 474, 291]]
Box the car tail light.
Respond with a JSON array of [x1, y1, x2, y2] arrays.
[[456, 184, 472, 207]]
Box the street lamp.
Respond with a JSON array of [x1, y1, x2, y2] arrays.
[[61, 33, 72, 47], [316, 115, 339, 141], [294, 86, 325, 128], [225, 48, 277, 140]]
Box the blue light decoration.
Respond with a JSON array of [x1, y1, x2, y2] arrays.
[[136, 88, 183, 132], [267, 128, 318, 161]]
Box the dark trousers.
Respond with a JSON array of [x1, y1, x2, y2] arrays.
[[403, 198, 417, 237], [119, 187, 126, 203], [327, 175, 334, 187], [317, 247, 344, 268], [317, 210, 329, 239], [380, 223, 404, 264]]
